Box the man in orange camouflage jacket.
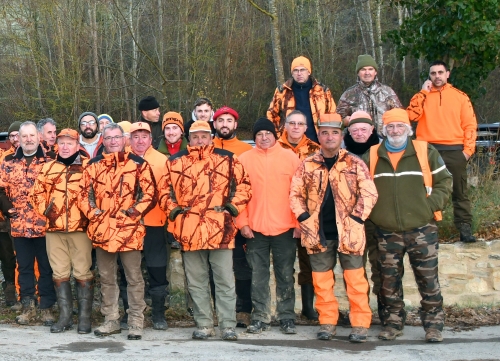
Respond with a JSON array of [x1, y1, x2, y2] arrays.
[[78, 123, 157, 340], [290, 113, 378, 343], [159, 120, 251, 341], [0, 121, 57, 326], [31, 128, 93, 335]]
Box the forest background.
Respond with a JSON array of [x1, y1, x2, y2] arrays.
[[0, 0, 498, 131]]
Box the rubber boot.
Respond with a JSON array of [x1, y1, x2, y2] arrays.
[[301, 283, 319, 321], [3, 282, 16, 307], [51, 278, 73, 333], [149, 286, 168, 330], [235, 279, 252, 328], [76, 278, 94, 334]]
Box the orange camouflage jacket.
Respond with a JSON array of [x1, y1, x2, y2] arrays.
[[78, 151, 157, 252], [31, 153, 89, 233], [0, 145, 56, 238], [267, 77, 336, 136], [159, 145, 251, 251], [290, 149, 378, 255], [278, 131, 320, 161]]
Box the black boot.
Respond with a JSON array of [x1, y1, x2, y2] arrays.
[[301, 284, 318, 321], [3, 282, 16, 307], [150, 286, 168, 330], [459, 223, 476, 243], [76, 278, 94, 334], [50, 279, 73, 333]]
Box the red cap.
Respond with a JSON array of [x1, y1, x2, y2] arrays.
[[213, 106, 239, 122]]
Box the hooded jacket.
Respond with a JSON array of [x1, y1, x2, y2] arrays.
[[159, 145, 251, 251], [31, 154, 89, 232], [78, 151, 157, 252], [406, 83, 477, 156], [362, 139, 452, 232], [0, 145, 56, 238], [266, 76, 336, 136], [337, 79, 402, 135], [290, 149, 378, 255], [277, 131, 320, 161]]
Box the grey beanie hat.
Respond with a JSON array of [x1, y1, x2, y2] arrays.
[[78, 112, 98, 128]]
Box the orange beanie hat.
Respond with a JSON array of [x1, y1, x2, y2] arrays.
[[382, 108, 410, 125]]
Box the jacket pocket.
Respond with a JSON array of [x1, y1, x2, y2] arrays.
[[339, 216, 366, 254], [299, 215, 320, 250]]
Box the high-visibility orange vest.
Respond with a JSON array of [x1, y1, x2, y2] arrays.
[[369, 140, 442, 221]]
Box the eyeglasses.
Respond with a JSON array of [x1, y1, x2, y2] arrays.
[[8, 133, 19, 139], [255, 131, 273, 138], [81, 120, 96, 127], [286, 121, 306, 127], [292, 68, 308, 74], [103, 135, 124, 142]]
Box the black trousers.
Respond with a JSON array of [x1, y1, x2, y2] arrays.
[[0, 232, 15, 284]]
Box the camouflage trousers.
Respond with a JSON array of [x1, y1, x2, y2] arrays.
[[377, 223, 444, 331]]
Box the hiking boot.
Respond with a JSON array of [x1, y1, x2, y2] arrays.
[[50, 279, 73, 333], [94, 319, 121, 337], [236, 312, 251, 328], [425, 328, 443, 343], [11, 301, 22, 312], [76, 279, 94, 334], [317, 324, 336, 340], [150, 289, 168, 331], [459, 223, 476, 243], [349, 327, 368, 343], [192, 327, 215, 340], [221, 327, 238, 341], [128, 325, 143, 340], [300, 284, 318, 321], [16, 298, 37, 325], [279, 319, 297, 334], [246, 320, 271, 334], [378, 326, 403, 340], [40, 308, 56, 326], [3, 282, 16, 307]]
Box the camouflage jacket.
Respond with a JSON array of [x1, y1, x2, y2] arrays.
[[337, 79, 402, 134], [159, 145, 251, 252], [267, 77, 336, 136], [290, 149, 378, 255], [0, 145, 56, 238], [278, 131, 320, 161]]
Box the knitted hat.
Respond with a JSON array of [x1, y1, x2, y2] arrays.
[[252, 117, 277, 140], [213, 106, 239, 122], [291, 56, 312, 74], [130, 122, 151, 133], [117, 121, 132, 133], [189, 121, 211, 133], [138, 96, 160, 111], [382, 108, 410, 125], [318, 113, 343, 129], [349, 111, 374, 127], [77, 112, 98, 127], [162, 112, 184, 132], [8, 121, 22, 135], [356, 54, 378, 73], [57, 128, 79, 140], [98, 114, 114, 124]]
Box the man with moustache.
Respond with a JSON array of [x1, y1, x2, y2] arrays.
[[337, 54, 402, 135], [78, 112, 104, 158], [363, 108, 452, 343], [267, 56, 336, 143]]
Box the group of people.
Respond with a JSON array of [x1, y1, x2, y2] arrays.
[[0, 54, 476, 344]]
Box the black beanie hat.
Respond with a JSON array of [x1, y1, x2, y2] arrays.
[[8, 121, 22, 135], [138, 96, 160, 111], [77, 112, 98, 128], [252, 117, 278, 141]]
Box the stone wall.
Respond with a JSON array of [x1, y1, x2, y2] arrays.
[[168, 240, 500, 311]]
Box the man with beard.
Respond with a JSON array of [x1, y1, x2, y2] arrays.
[[337, 55, 402, 135], [277, 110, 320, 322], [78, 112, 104, 158], [137, 96, 162, 149], [212, 106, 252, 328], [407, 60, 477, 243], [363, 108, 452, 343], [37, 118, 58, 153], [267, 56, 336, 143]]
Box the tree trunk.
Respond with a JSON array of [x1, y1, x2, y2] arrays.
[[375, 0, 384, 81], [90, 2, 100, 113], [269, 0, 284, 86]]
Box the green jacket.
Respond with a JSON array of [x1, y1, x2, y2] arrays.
[[362, 138, 452, 232], [157, 136, 188, 157]]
